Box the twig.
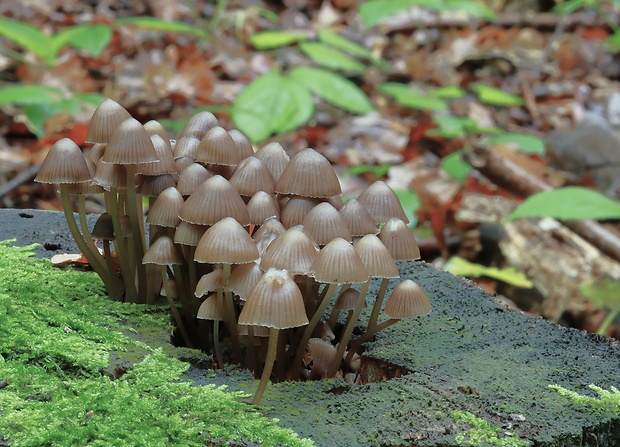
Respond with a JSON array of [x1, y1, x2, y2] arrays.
[[0, 165, 40, 199]]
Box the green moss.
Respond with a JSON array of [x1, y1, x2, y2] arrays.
[[0, 240, 313, 447], [549, 384, 620, 415], [452, 411, 530, 447]]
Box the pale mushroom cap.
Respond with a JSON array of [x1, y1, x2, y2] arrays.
[[252, 217, 286, 240], [311, 238, 368, 284], [87, 143, 106, 164], [35, 138, 92, 184], [228, 129, 255, 159], [308, 338, 338, 378], [378, 218, 421, 261], [238, 268, 309, 329], [228, 156, 276, 196], [86, 98, 132, 143], [175, 156, 194, 172], [195, 269, 225, 297], [260, 227, 319, 275], [226, 261, 264, 300], [276, 148, 341, 198], [196, 294, 225, 321], [334, 288, 364, 311], [247, 191, 280, 225], [302, 202, 352, 246], [179, 175, 250, 226], [194, 217, 259, 264], [196, 126, 243, 166], [91, 212, 115, 240], [146, 187, 184, 228], [281, 197, 319, 228], [143, 120, 170, 141], [142, 235, 183, 265], [101, 118, 160, 166], [176, 111, 219, 139], [253, 142, 290, 181], [354, 234, 399, 278], [339, 199, 379, 237], [357, 181, 409, 225], [94, 160, 127, 189], [176, 163, 212, 196], [237, 324, 270, 337], [138, 135, 177, 176], [138, 173, 177, 197], [384, 279, 431, 318], [173, 135, 201, 160], [173, 221, 208, 246]]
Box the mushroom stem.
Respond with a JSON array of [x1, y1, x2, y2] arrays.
[[344, 318, 398, 365], [326, 281, 370, 378], [253, 328, 278, 405], [125, 164, 147, 303], [289, 282, 339, 379], [222, 264, 241, 364], [367, 277, 390, 330], [213, 320, 224, 369], [161, 268, 193, 348], [101, 239, 123, 300]]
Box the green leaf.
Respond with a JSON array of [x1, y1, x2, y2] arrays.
[[342, 164, 392, 178], [394, 189, 421, 227], [299, 42, 366, 73], [444, 0, 496, 19], [52, 24, 112, 58], [607, 31, 620, 50], [248, 30, 309, 50], [508, 187, 620, 221], [232, 70, 314, 142], [470, 83, 524, 107], [426, 116, 477, 138], [0, 17, 54, 64], [74, 93, 108, 107], [0, 85, 63, 105], [358, 0, 437, 28], [317, 30, 373, 59], [431, 85, 465, 99], [115, 17, 207, 38], [445, 256, 533, 288], [579, 278, 620, 309], [22, 99, 81, 137], [289, 66, 374, 114], [379, 82, 448, 111], [441, 151, 471, 181], [482, 132, 546, 155]]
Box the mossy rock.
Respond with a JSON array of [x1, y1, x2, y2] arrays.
[[1, 209, 619, 447]]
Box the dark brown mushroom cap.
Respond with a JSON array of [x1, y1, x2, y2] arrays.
[[356, 181, 409, 225], [194, 217, 259, 264], [86, 99, 132, 144], [35, 138, 92, 184], [276, 148, 341, 198], [238, 267, 309, 329], [142, 235, 184, 265], [384, 280, 431, 318]]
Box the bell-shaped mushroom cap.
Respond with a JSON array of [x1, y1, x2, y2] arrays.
[[302, 202, 352, 246], [253, 142, 289, 181], [339, 199, 379, 237], [311, 238, 368, 284], [238, 267, 309, 329], [173, 135, 200, 160], [176, 162, 211, 196], [252, 217, 286, 240], [308, 338, 338, 378], [228, 129, 254, 159], [195, 217, 259, 264], [229, 156, 276, 197], [35, 138, 92, 184], [384, 280, 431, 318], [334, 288, 364, 311], [276, 148, 341, 198], [281, 197, 319, 228], [326, 195, 344, 210], [146, 186, 184, 228], [255, 232, 278, 258], [354, 234, 399, 278], [91, 212, 115, 240], [196, 294, 225, 321], [357, 181, 409, 225], [196, 126, 243, 166], [173, 221, 208, 246], [195, 268, 225, 297], [176, 111, 219, 139], [378, 218, 421, 261], [226, 261, 264, 300], [139, 135, 177, 176], [247, 191, 280, 225], [179, 175, 249, 226], [101, 118, 160, 167], [143, 120, 170, 141], [313, 320, 335, 341], [94, 160, 126, 189], [142, 235, 184, 265], [63, 158, 105, 195], [175, 156, 194, 172], [87, 143, 106, 164], [261, 226, 319, 275], [138, 173, 176, 197], [86, 99, 132, 143]]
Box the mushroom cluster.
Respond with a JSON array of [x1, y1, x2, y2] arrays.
[[35, 99, 432, 404]]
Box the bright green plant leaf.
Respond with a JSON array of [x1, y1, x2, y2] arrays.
[[442, 151, 471, 181], [317, 30, 373, 59], [579, 278, 620, 309], [74, 92, 107, 107], [0, 85, 63, 105], [607, 31, 620, 50], [482, 132, 546, 155], [115, 17, 207, 38], [431, 85, 465, 99], [299, 42, 366, 73], [232, 70, 314, 142], [394, 188, 421, 227], [426, 116, 477, 137], [248, 30, 309, 50], [342, 164, 392, 178], [470, 83, 524, 107], [445, 256, 533, 288], [445, 0, 496, 18], [379, 82, 448, 111], [289, 66, 374, 114], [0, 17, 54, 64], [508, 186, 620, 221], [52, 24, 112, 58], [358, 0, 437, 28]]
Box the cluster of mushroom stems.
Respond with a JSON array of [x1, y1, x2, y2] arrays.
[[36, 99, 432, 404]]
